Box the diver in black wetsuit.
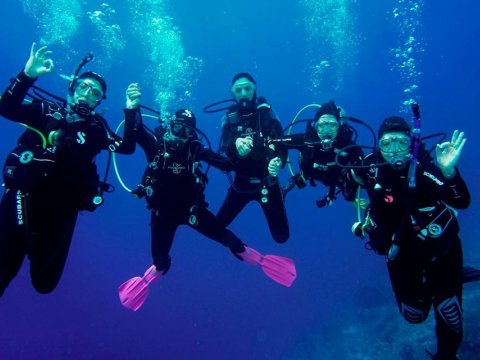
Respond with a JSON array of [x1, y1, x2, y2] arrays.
[[281, 100, 363, 207], [216, 73, 289, 244], [116, 91, 297, 300], [350, 116, 469, 360], [0, 43, 137, 296], [130, 106, 255, 273]]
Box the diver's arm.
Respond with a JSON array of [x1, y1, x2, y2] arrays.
[[135, 124, 157, 162], [112, 108, 142, 154], [0, 43, 55, 125], [421, 162, 470, 210], [348, 152, 376, 187], [342, 170, 361, 202], [0, 70, 42, 125], [333, 143, 364, 201], [350, 170, 365, 186], [441, 170, 470, 209], [220, 115, 239, 159], [420, 130, 470, 209], [113, 82, 142, 154], [338, 144, 366, 200], [197, 145, 234, 172], [347, 144, 365, 166]]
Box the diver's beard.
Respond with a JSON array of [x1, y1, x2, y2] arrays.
[[238, 98, 254, 113]]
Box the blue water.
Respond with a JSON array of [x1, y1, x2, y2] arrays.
[[1, 1, 479, 359]]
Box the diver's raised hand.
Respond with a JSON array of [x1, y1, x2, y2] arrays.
[[436, 130, 466, 178], [24, 42, 55, 78], [126, 83, 141, 109]]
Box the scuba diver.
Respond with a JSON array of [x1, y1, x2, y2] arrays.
[[280, 100, 364, 207], [349, 115, 469, 360], [117, 98, 297, 311], [216, 73, 289, 244], [0, 43, 137, 297]]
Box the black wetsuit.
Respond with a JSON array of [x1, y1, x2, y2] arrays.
[[352, 153, 470, 359], [132, 120, 245, 272], [0, 71, 136, 296], [282, 125, 363, 205], [217, 101, 289, 243]]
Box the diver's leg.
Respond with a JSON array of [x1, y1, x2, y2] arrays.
[[431, 238, 463, 360], [386, 246, 431, 324], [260, 182, 290, 243], [28, 192, 79, 294], [0, 189, 27, 297], [216, 185, 250, 227], [192, 206, 245, 254], [150, 209, 178, 273]]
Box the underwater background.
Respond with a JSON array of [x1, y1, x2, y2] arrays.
[[0, 1, 479, 359]]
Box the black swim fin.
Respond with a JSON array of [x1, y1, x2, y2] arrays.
[[462, 265, 480, 284], [425, 348, 459, 360]]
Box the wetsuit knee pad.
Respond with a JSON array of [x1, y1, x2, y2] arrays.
[[400, 302, 428, 324], [436, 296, 463, 333]]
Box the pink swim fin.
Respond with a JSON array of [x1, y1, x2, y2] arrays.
[[118, 265, 163, 311], [237, 246, 297, 287]]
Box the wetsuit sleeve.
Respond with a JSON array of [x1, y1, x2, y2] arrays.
[[197, 145, 234, 172], [347, 144, 364, 166], [349, 152, 373, 186], [420, 164, 470, 209], [111, 108, 142, 154], [220, 114, 239, 159], [0, 70, 44, 128], [135, 121, 158, 162], [340, 145, 365, 201]]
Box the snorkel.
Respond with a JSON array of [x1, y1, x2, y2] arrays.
[[67, 53, 93, 102], [408, 103, 421, 188], [66, 53, 94, 115]]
